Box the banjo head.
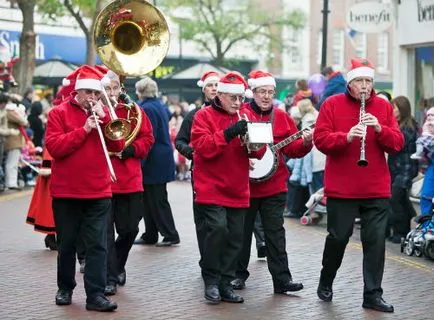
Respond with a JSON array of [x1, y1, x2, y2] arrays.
[[249, 146, 276, 182]]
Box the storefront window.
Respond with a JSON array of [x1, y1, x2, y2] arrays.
[[415, 46, 434, 126]]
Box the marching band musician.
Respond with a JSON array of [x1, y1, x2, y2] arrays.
[[101, 70, 154, 296], [45, 65, 123, 312], [175, 70, 219, 268], [191, 72, 265, 304], [314, 58, 403, 313], [231, 70, 313, 294]]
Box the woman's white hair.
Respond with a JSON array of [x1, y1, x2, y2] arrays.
[[135, 76, 158, 98]]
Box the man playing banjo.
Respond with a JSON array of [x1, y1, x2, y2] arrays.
[[231, 70, 313, 294]]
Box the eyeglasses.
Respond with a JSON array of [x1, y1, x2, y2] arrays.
[[353, 78, 373, 86], [224, 94, 245, 103], [255, 89, 275, 96]]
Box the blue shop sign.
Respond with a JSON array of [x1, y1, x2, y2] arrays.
[[0, 29, 97, 64]]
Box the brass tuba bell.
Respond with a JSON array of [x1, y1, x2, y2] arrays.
[[93, 0, 170, 77], [93, 0, 170, 145]]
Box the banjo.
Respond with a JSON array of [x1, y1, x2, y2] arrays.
[[249, 123, 315, 183]]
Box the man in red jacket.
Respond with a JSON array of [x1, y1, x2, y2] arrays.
[[101, 70, 154, 296], [191, 72, 264, 304], [231, 70, 313, 294], [45, 65, 124, 312], [314, 58, 404, 313]]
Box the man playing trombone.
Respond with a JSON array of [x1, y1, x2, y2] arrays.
[[45, 65, 124, 312], [101, 70, 154, 296]]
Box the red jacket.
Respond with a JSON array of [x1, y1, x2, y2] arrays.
[[191, 101, 265, 208], [314, 91, 404, 199], [110, 104, 154, 193], [45, 97, 125, 199], [244, 103, 312, 198]]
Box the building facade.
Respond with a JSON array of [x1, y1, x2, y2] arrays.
[[308, 0, 393, 85], [393, 0, 434, 123]]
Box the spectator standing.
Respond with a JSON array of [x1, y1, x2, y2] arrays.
[[317, 66, 347, 109]]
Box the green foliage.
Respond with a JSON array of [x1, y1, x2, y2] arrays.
[[37, 0, 108, 20], [159, 0, 306, 64]]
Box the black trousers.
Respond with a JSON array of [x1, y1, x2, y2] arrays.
[[142, 183, 179, 241], [253, 214, 265, 249], [199, 204, 245, 288], [320, 197, 389, 299], [389, 186, 416, 237], [236, 193, 292, 286], [191, 172, 205, 266], [52, 197, 110, 300], [107, 192, 143, 285]]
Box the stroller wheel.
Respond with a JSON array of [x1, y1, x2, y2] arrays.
[[414, 248, 423, 257], [300, 216, 311, 225], [404, 242, 414, 256], [424, 242, 434, 260]]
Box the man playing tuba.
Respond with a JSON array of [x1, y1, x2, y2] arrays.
[[101, 70, 154, 296]]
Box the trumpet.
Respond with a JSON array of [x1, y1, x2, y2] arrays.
[[357, 92, 368, 167]]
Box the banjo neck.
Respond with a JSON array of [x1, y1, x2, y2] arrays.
[[270, 123, 315, 153]]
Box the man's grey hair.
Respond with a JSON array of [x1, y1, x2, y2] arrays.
[[135, 77, 158, 98]]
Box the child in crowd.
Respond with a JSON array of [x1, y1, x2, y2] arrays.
[[411, 107, 434, 160]]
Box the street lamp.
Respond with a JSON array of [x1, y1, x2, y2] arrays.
[[321, 0, 330, 71]]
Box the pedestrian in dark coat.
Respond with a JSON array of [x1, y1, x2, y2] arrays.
[[135, 76, 180, 247]]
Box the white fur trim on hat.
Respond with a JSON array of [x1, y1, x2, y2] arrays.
[[75, 78, 102, 91], [347, 66, 375, 83], [245, 89, 253, 99], [62, 78, 70, 86], [248, 76, 276, 89], [217, 82, 246, 94]]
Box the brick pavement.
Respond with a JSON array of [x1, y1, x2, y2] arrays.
[[0, 182, 433, 320]]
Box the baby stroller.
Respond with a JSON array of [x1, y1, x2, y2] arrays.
[[300, 187, 327, 225], [401, 213, 434, 260]]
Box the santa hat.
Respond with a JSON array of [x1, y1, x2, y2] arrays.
[[347, 58, 375, 83], [101, 70, 120, 87], [74, 65, 104, 91], [197, 71, 220, 90], [247, 70, 276, 89], [54, 68, 80, 106], [217, 71, 248, 95]]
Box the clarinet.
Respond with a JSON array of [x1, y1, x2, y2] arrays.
[[357, 92, 368, 167]]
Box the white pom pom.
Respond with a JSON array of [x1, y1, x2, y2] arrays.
[[197, 80, 204, 87], [101, 76, 111, 87], [62, 78, 70, 86], [245, 89, 253, 99]]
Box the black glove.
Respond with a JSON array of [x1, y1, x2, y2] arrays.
[[119, 92, 134, 106], [120, 145, 135, 160], [185, 146, 194, 160], [223, 119, 248, 143]]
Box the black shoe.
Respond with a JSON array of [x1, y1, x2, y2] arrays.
[[55, 289, 72, 306], [79, 260, 85, 274], [274, 280, 304, 293], [317, 283, 333, 302], [156, 238, 180, 247], [257, 245, 267, 258], [134, 234, 158, 245], [104, 284, 117, 296], [220, 287, 244, 303], [362, 297, 394, 313], [204, 284, 221, 303], [389, 235, 403, 244], [230, 278, 246, 290], [44, 234, 57, 251], [118, 271, 126, 286], [86, 295, 118, 312]]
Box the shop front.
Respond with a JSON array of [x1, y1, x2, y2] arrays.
[[394, 0, 434, 124]]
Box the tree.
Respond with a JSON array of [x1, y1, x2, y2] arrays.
[[160, 0, 305, 67], [38, 0, 107, 66], [15, 0, 37, 95]]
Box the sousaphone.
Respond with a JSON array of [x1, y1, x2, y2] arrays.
[[93, 0, 170, 147]]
